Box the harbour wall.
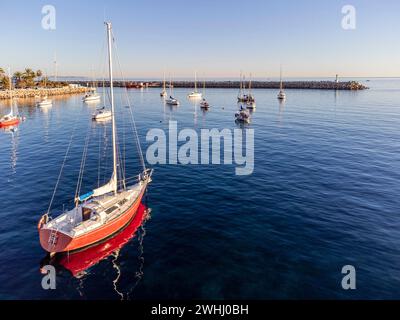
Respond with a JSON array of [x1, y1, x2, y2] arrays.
[[0, 87, 88, 100], [66, 80, 368, 90], [0, 81, 368, 100]]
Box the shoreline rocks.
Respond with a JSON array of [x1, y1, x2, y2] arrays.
[[0, 86, 88, 100]]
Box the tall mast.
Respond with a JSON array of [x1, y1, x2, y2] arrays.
[[163, 71, 166, 92], [106, 22, 118, 194], [54, 52, 58, 82], [194, 71, 197, 92], [280, 65, 283, 91], [8, 67, 13, 116], [249, 73, 252, 95], [239, 72, 242, 96]]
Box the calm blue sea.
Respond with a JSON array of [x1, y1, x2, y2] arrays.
[[1, 78, 400, 299]]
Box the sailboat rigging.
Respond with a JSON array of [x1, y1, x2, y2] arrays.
[[200, 79, 210, 109], [160, 72, 167, 97], [237, 73, 255, 104]]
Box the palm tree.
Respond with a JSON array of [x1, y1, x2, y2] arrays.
[[40, 76, 49, 87], [1, 76, 10, 90], [35, 70, 43, 86], [22, 68, 35, 87], [13, 71, 22, 87], [0, 68, 7, 89], [13, 71, 22, 81]]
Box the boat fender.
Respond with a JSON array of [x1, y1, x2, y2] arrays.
[[38, 213, 49, 230]]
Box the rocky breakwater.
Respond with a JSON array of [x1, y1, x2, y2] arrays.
[[0, 86, 88, 100]]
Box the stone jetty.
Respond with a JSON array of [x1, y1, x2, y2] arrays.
[[67, 80, 368, 90], [164, 80, 368, 90], [0, 86, 88, 100], [1, 81, 367, 99]]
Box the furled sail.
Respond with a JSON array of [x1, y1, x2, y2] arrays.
[[78, 173, 117, 201]]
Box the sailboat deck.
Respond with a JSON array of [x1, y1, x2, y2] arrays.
[[46, 183, 143, 237]]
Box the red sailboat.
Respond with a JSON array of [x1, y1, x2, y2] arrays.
[[38, 22, 153, 255], [0, 114, 19, 127], [41, 203, 149, 278], [0, 70, 21, 128]]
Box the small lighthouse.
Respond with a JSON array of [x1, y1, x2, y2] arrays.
[[335, 74, 339, 83]]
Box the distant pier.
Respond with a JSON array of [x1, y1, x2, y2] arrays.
[[0, 81, 368, 100], [67, 80, 368, 90]]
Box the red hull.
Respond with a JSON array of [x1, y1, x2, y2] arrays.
[[0, 118, 20, 127], [39, 187, 146, 253], [57, 203, 147, 277]]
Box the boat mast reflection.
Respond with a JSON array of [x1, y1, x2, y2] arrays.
[[1, 125, 19, 176]]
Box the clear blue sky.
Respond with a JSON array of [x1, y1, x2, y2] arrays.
[[1, 0, 399, 78]]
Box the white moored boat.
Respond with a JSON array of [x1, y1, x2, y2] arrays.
[[200, 99, 210, 109], [188, 71, 202, 99], [92, 106, 112, 121], [235, 106, 251, 123], [83, 90, 101, 103], [37, 96, 53, 107], [277, 66, 286, 100], [199, 80, 210, 109], [165, 77, 179, 105], [165, 96, 180, 106], [160, 72, 167, 97]]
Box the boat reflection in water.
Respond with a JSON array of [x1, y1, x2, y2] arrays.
[[1, 125, 19, 177], [40, 203, 150, 279]]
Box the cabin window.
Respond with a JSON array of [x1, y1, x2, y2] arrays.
[[82, 207, 92, 221], [118, 198, 128, 206], [105, 205, 118, 215]]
